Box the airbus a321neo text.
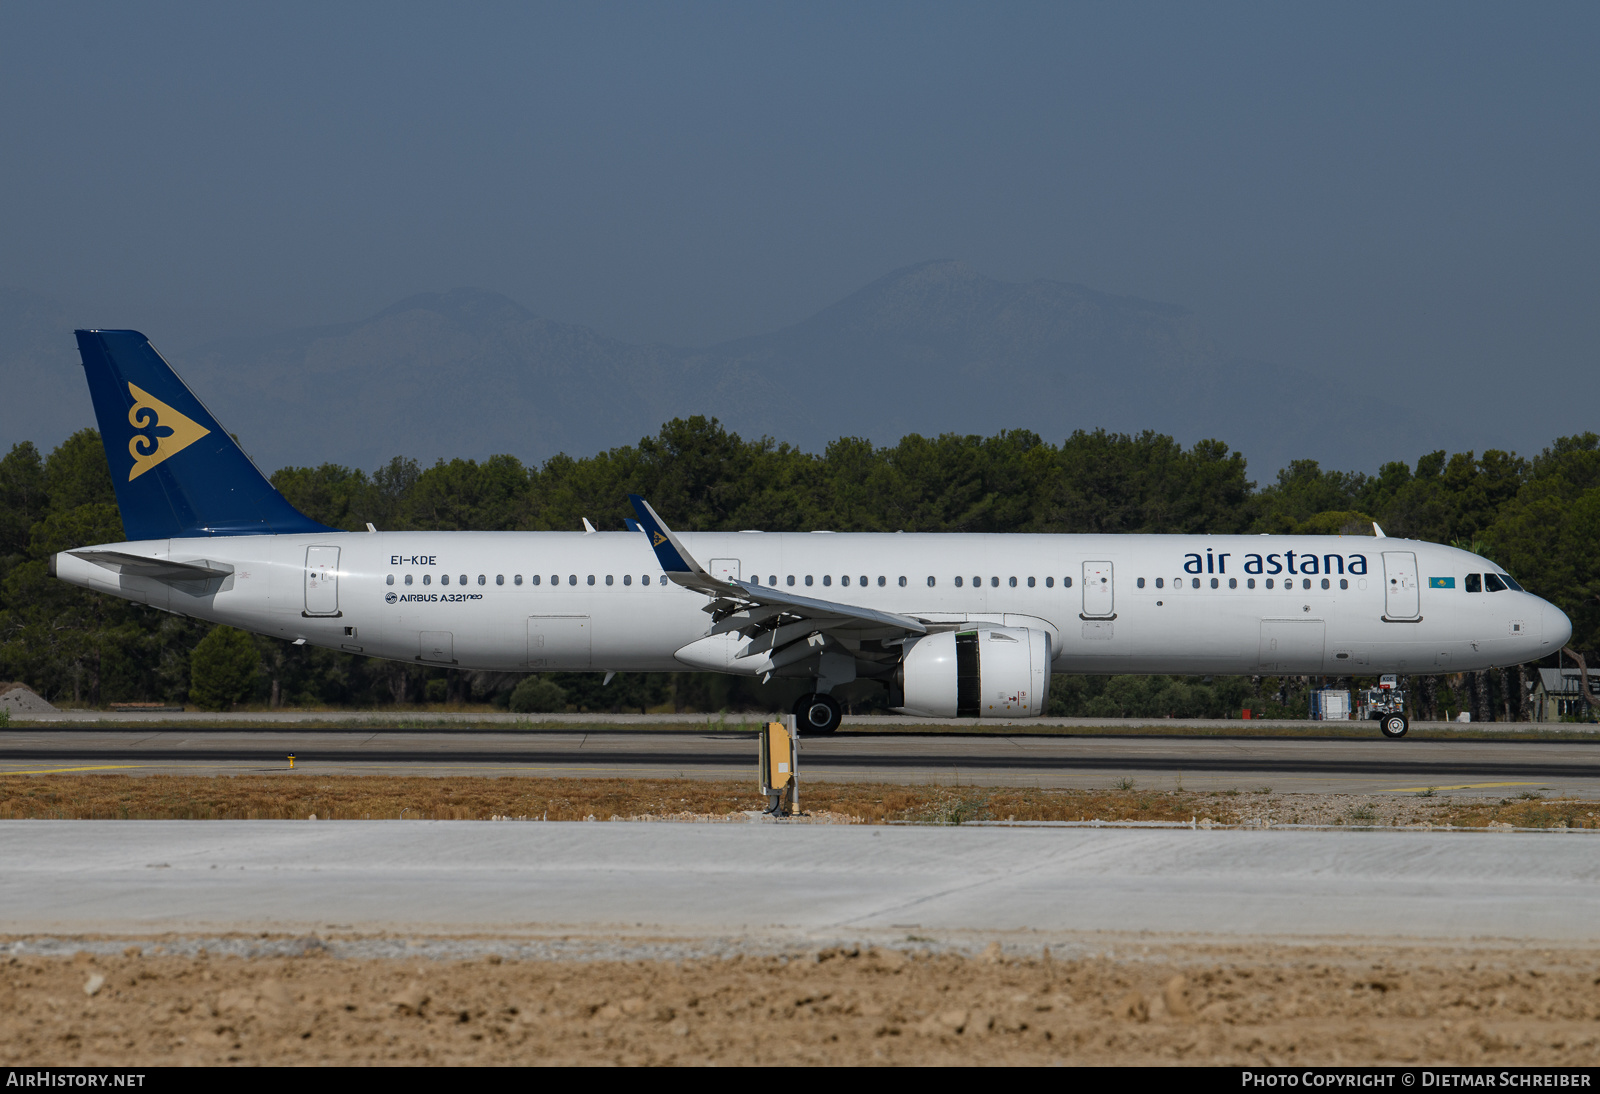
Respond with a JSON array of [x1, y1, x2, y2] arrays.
[[51, 330, 1571, 737]]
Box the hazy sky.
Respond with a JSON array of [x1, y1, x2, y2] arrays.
[[3, 2, 1597, 466]]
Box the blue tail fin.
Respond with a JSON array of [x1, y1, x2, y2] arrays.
[[74, 329, 334, 539]]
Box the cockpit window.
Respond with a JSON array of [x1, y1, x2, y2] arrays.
[[1465, 573, 1482, 593], [1484, 573, 1507, 593], [1499, 573, 1523, 591]]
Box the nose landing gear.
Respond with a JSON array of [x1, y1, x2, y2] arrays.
[[793, 692, 842, 735], [1380, 713, 1409, 739]]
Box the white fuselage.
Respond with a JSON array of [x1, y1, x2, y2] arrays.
[[54, 530, 1566, 681]]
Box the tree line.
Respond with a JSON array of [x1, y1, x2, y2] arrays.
[[0, 417, 1595, 717]]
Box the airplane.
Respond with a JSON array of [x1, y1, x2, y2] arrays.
[[49, 330, 1571, 738]]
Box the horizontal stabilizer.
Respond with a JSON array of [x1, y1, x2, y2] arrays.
[[68, 550, 233, 583]]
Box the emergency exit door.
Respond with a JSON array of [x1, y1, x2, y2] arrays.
[[709, 558, 741, 582], [1382, 551, 1420, 620], [304, 546, 340, 617], [528, 615, 592, 669], [1082, 561, 1114, 618]]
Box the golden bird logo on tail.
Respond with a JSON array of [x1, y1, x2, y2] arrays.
[[126, 383, 210, 481]]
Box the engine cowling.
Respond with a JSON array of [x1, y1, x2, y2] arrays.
[[892, 625, 1052, 718]]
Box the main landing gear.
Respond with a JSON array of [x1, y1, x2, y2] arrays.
[[794, 692, 842, 735], [1380, 713, 1409, 739]]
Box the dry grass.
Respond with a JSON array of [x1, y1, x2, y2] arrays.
[[8, 942, 1600, 1065], [3, 775, 1598, 829], [1436, 795, 1600, 830], [0, 775, 1245, 824]]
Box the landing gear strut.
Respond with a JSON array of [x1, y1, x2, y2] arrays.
[[1380, 713, 1409, 739], [793, 692, 842, 735]]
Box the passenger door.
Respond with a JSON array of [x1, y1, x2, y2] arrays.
[[304, 546, 340, 617], [1082, 561, 1114, 618], [1382, 551, 1420, 619]]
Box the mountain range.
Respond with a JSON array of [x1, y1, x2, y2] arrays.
[[1, 261, 1401, 478]]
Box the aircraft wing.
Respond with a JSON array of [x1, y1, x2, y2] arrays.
[[627, 495, 927, 653]]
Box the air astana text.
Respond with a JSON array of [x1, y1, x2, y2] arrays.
[[1183, 550, 1369, 576]]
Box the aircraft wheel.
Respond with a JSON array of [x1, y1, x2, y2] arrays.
[[1380, 713, 1409, 739], [794, 692, 842, 735]]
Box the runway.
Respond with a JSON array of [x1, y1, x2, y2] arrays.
[[4, 821, 1598, 941], [4, 728, 1600, 795]]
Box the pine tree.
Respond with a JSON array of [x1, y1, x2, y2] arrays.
[[188, 626, 261, 711]]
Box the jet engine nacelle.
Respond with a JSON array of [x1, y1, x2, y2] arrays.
[[892, 625, 1051, 718]]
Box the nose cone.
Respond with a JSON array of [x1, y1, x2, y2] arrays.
[[1544, 599, 1573, 650]]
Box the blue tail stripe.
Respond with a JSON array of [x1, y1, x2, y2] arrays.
[[75, 330, 334, 539]]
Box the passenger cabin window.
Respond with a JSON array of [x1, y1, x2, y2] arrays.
[[386, 574, 394, 585], [770, 576, 778, 586], [605, 575, 613, 586], [1302, 578, 1310, 590], [1137, 578, 1146, 589], [422, 574, 431, 585], [1265, 578, 1274, 589], [1191, 578, 1200, 589], [1339, 579, 1347, 589], [1229, 578, 1237, 589], [1027, 577, 1035, 587], [496, 574, 504, 585], [787, 576, 796, 586], [1247, 578, 1255, 589], [805, 576, 813, 586], [568, 575, 577, 585], [1154, 578, 1162, 589], [989, 576, 998, 587], [927, 576, 936, 587], [405, 574, 414, 586], [1045, 577, 1054, 588], [823, 575, 832, 586], [623, 574, 632, 586], [1484, 573, 1507, 592], [955, 576, 964, 588], [478, 575, 486, 585], [973, 576, 981, 588], [898, 576, 906, 587], [515, 575, 523, 585], [587, 575, 596, 585], [1064, 576, 1073, 588], [530, 574, 540, 585], [861, 576, 869, 587], [441, 574, 450, 585], [1210, 578, 1218, 588], [459, 575, 467, 585], [1008, 577, 1017, 588], [1320, 578, 1329, 590]]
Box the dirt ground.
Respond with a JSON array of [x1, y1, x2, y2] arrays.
[[5, 938, 1600, 1065], [2, 774, 1597, 829]]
